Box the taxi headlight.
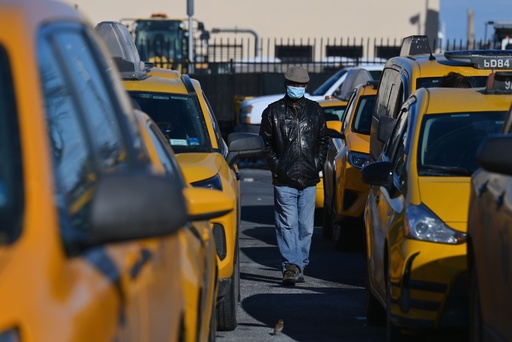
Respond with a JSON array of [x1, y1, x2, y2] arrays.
[[404, 204, 466, 244], [348, 151, 369, 169], [191, 174, 223, 191]]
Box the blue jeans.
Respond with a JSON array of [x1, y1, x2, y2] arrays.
[[274, 185, 316, 274]]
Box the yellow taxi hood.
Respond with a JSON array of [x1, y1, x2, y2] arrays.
[[347, 132, 370, 153], [176, 152, 223, 184], [417, 177, 471, 229]]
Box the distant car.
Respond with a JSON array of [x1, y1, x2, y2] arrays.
[[467, 102, 512, 342], [96, 21, 264, 332], [316, 97, 349, 211], [369, 35, 512, 164], [362, 76, 512, 339], [237, 64, 384, 133], [133, 109, 231, 341], [322, 81, 378, 250]]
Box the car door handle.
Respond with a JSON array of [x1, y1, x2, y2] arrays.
[[478, 182, 487, 197], [496, 192, 505, 208]]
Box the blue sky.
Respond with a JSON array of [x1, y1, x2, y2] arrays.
[[440, 0, 511, 41]]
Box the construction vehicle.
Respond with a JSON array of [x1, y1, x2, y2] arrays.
[[121, 14, 210, 73]]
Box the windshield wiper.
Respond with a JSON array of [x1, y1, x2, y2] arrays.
[[419, 164, 473, 176]]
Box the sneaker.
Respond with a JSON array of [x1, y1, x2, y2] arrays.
[[282, 264, 298, 286]]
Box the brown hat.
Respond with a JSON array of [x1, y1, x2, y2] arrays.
[[285, 66, 310, 83]]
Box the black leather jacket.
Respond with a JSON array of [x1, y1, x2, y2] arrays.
[[259, 95, 329, 189]]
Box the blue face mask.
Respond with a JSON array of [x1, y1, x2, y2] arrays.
[[287, 86, 306, 99]]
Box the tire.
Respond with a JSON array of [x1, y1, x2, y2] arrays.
[[469, 268, 482, 342], [216, 246, 239, 331]]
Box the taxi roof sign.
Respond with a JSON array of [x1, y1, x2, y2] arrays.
[[399, 35, 432, 57], [444, 50, 512, 70], [95, 21, 147, 80], [484, 72, 512, 94]]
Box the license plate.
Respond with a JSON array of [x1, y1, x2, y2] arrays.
[[478, 57, 512, 69]]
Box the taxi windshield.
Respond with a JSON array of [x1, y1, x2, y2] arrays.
[[418, 111, 506, 176], [311, 69, 348, 96], [129, 92, 212, 154], [323, 105, 346, 121]]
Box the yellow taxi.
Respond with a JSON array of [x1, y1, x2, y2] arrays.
[[96, 21, 264, 331], [322, 81, 378, 250], [316, 97, 349, 211], [0, 1, 230, 341], [370, 35, 512, 163], [134, 109, 230, 341], [361, 74, 512, 339], [467, 87, 512, 341]]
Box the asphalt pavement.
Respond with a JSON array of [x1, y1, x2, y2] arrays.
[[215, 167, 386, 342]]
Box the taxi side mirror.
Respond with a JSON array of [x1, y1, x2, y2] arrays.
[[361, 160, 392, 186], [226, 132, 264, 167], [476, 134, 512, 175]]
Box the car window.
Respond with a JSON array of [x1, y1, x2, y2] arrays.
[[147, 122, 187, 188], [202, 91, 227, 157], [130, 91, 212, 154], [322, 105, 346, 121], [352, 95, 376, 135], [0, 44, 23, 244], [416, 76, 488, 89], [38, 31, 97, 250], [311, 69, 348, 96], [418, 111, 506, 175], [55, 30, 127, 172]]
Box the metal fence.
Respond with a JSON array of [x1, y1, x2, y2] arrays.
[[142, 36, 498, 136]]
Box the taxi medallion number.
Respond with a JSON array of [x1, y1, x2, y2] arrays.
[[478, 57, 512, 69]]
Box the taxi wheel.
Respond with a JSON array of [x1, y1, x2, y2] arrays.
[[469, 268, 482, 342], [216, 246, 239, 331]]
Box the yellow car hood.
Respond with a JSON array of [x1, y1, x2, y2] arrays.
[[176, 152, 223, 184], [417, 177, 470, 230]]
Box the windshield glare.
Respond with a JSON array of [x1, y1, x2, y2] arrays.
[[311, 69, 348, 96], [418, 111, 506, 175], [129, 92, 212, 154]]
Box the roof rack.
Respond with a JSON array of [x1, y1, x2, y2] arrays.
[[399, 35, 433, 58]]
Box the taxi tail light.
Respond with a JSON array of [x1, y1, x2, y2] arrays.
[[213, 223, 227, 260]]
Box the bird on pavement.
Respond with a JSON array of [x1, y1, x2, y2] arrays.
[[273, 319, 284, 335]]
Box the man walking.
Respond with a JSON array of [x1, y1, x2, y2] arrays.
[[259, 66, 329, 286]]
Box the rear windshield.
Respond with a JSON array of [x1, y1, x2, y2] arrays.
[[416, 75, 488, 89], [417, 111, 506, 176], [0, 45, 23, 243], [129, 91, 212, 154]]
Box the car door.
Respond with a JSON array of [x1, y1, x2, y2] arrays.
[[40, 23, 180, 341], [367, 109, 409, 299]]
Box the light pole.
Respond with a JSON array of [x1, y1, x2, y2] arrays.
[[484, 21, 495, 49], [187, 0, 194, 73]]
